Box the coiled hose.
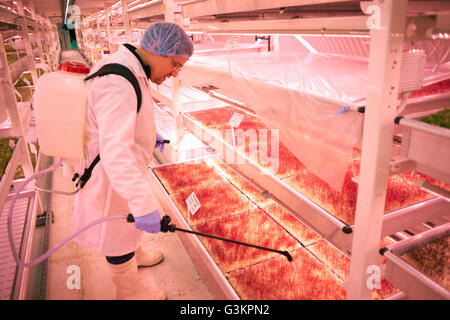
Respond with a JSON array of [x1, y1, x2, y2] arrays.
[[7, 159, 128, 268]]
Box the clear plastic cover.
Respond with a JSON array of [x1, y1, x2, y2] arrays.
[[179, 50, 450, 191]]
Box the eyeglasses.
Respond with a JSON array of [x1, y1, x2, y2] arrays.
[[170, 57, 183, 76]]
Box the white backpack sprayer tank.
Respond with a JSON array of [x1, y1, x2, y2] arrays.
[[33, 61, 90, 160]]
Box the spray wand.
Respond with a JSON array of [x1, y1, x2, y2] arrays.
[[130, 214, 293, 262]]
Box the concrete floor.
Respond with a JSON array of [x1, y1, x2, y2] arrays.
[[46, 159, 214, 300]]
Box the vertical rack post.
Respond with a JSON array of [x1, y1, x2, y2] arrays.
[[43, 16, 53, 70], [105, 1, 113, 53], [28, 0, 46, 70], [273, 35, 280, 52], [96, 14, 102, 60], [164, 0, 175, 23], [172, 76, 183, 162], [165, 0, 183, 161], [16, 0, 39, 88], [81, 19, 89, 63], [0, 33, 34, 180], [45, 16, 59, 71], [121, 0, 131, 43], [347, 0, 408, 300]]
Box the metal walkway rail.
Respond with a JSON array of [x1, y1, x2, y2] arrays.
[[0, 196, 32, 300]]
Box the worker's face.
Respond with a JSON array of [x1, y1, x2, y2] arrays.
[[151, 55, 189, 85]]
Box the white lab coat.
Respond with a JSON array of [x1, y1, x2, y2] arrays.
[[72, 45, 159, 256]]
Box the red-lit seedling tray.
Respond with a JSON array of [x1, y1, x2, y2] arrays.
[[194, 209, 301, 274]]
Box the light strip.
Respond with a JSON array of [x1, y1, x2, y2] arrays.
[[111, 1, 121, 8], [64, 0, 70, 24], [128, 0, 160, 12], [128, 0, 142, 7], [295, 35, 318, 54], [430, 32, 449, 40], [186, 30, 370, 37]]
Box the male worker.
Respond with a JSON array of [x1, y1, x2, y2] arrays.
[[72, 22, 193, 300]]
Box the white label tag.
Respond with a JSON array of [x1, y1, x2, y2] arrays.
[[8, 139, 16, 149], [185, 192, 201, 216], [229, 112, 244, 128]]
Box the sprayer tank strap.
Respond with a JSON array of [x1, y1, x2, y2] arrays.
[[84, 63, 142, 112], [76, 64, 143, 188]]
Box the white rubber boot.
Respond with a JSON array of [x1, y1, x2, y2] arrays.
[[108, 256, 166, 300], [135, 246, 164, 268]]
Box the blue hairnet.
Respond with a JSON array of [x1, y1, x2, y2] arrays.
[[140, 22, 194, 58]]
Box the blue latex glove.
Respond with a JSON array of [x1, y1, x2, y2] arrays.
[[154, 133, 165, 152], [134, 210, 161, 234]]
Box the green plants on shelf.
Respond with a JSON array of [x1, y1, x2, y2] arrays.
[[14, 68, 45, 87], [0, 137, 39, 181], [6, 53, 27, 65], [421, 108, 450, 129]]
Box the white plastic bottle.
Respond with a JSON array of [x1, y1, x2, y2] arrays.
[[33, 61, 90, 160]]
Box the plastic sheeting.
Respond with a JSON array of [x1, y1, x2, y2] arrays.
[[178, 51, 450, 191], [151, 82, 227, 113], [179, 52, 366, 191], [193, 41, 264, 56]]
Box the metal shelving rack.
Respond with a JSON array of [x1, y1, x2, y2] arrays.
[[347, 1, 449, 300], [183, 0, 450, 300], [381, 223, 449, 300], [0, 0, 60, 300], [174, 0, 450, 300], [77, 0, 450, 300], [79, 0, 183, 65]]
